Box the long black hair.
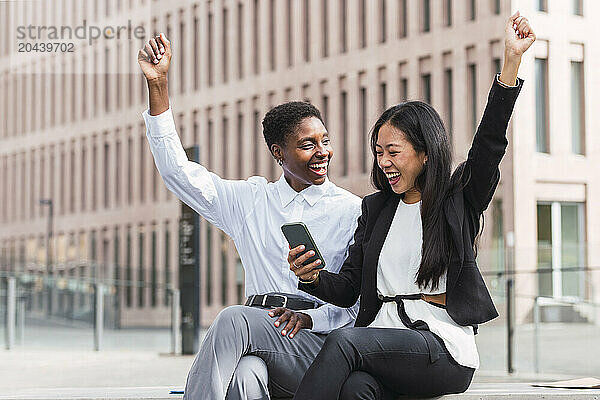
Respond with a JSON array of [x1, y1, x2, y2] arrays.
[[370, 101, 453, 291]]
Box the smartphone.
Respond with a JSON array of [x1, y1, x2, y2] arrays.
[[281, 222, 326, 269]]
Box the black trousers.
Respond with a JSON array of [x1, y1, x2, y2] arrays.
[[292, 327, 474, 400]]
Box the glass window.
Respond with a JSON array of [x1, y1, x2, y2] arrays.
[[103, 142, 109, 208], [287, 0, 293, 65], [359, 0, 367, 47], [222, 115, 229, 176], [561, 203, 585, 297], [398, 0, 407, 38], [444, 0, 452, 26], [444, 68, 453, 140], [421, 73, 431, 104], [206, 223, 212, 306], [207, 118, 214, 169], [340, 0, 347, 52], [422, 0, 430, 32], [322, 0, 329, 57], [537, 202, 585, 298], [469, 0, 476, 20], [236, 3, 243, 79], [535, 58, 549, 153], [221, 233, 228, 305], [208, 10, 214, 85], [380, 0, 387, 43], [253, 0, 259, 74], [151, 227, 157, 308], [537, 203, 553, 297], [237, 112, 244, 177], [400, 78, 408, 101], [221, 7, 229, 81], [139, 133, 146, 203], [138, 226, 144, 308], [253, 109, 260, 175], [303, 0, 310, 61], [340, 90, 348, 176], [468, 63, 477, 135], [570, 61, 585, 154], [164, 224, 170, 307], [126, 226, 132, 307], [573, 0, 583, 15], [360, 87, 367, 173], [379, 82, 387, 111], [180, 14, 186, 91], [195, 11, 200, 87], [492, 200, 504, 273]]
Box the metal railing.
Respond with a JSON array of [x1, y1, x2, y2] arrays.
[[1, 270, 181, 353]]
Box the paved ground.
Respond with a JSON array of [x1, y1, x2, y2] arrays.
[[0, 384, 599, 400], [0, 318, 598, 395]]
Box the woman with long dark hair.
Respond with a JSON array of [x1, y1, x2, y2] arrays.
[[287, 12, 535, 399]]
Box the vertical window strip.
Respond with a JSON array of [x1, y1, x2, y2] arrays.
[[535, 58, 549, 153], [570, 61, 585, 154], [340, 90, 348, 175]]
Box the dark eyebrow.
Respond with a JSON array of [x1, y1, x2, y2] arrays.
[[375, 143, 401, 149], [298, 133, 328, 144]]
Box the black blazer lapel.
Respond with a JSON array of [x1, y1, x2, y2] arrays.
[[445, 193, 465, 294]]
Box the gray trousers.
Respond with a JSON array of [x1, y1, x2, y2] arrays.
[[184, 305, 327, 400]]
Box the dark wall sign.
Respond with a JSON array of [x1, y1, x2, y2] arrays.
[[179, 145, 201, 355]]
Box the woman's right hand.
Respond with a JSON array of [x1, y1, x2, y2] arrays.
[[288, 245, 322, 283], [137, 33, 172, 83]]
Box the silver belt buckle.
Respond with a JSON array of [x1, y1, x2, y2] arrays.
[[272, 294, 288, 308], [261, 295, 267, 307]]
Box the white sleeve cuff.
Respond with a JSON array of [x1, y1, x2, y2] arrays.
[[495, 73, 520, 88], [301, 307, 329, 334], [142, 108, 176, 137]]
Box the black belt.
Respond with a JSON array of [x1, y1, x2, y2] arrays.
[[245, 293, 319, 311], [378, 293, 444, 363]]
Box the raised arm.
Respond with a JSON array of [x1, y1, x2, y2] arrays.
[[138, 33, 171, 116], [462, 12, 534, 214], [499, 11, 536, 86], [138, 34, 261, 238]]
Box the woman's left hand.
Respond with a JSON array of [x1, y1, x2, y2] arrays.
[[505, 11, 536, 58], [268, 307, 313, 339]]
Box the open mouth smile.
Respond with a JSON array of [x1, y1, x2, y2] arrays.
[[309, 161, 328, 176], [386, 172, 401, 185]]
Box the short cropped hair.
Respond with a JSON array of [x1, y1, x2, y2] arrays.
[[262, 101, 324, 150]]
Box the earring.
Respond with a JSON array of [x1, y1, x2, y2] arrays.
[[277, 159, 283, 166]]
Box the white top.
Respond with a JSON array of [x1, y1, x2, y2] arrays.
[[142, 108, 362, 333], [368, 199, 479, 369]]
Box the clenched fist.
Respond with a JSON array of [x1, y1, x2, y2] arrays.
[[138, 32, 172, 83]]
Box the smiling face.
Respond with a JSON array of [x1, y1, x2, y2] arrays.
[[375, 122, 427, 201], [272, 116, 333, 192]]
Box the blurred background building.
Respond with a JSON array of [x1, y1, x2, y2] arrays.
[[0, 0, 598, 332]]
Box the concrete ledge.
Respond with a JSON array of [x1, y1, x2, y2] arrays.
[[1, 384, 599, 400]]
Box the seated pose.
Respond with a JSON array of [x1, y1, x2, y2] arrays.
[[137, 35, 361, 399], [288, 12, 535, 400]]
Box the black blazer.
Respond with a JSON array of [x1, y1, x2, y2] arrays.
[[300, 77, 523, 328]]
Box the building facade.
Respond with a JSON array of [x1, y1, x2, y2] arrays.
[[0, 0, 597, 327]]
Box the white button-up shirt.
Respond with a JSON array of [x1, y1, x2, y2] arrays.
[[142, 108, 362, 333]]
